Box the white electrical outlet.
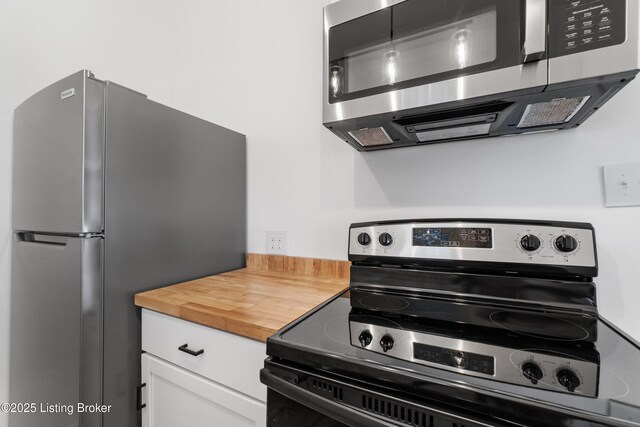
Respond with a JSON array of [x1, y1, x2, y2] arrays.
[[267, 231, 288, 255], [603, 163, 640, 208]]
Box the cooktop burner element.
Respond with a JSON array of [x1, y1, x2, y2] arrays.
[[349, 288, 599, 342], [357, 294, 410, 311], [489, 310, 591, 342]]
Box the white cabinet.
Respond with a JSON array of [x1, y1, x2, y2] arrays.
[[141, 354, 265, 427], [140, 309, 267, 427]]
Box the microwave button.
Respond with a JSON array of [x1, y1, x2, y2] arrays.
[[582, 37, 594, 45], [582, 20, 593, 28], [566, 32, 578, 39], [566, 40, 577, 49], [583, 29, 594, 36], [567, 24, 577, 31], [598, 33, 612, 42]]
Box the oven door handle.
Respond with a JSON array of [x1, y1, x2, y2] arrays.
[[260, 368, 396, 427], [523, 0, 547, 63]]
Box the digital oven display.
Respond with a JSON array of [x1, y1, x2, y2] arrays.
[[412, 228, 492, 249]]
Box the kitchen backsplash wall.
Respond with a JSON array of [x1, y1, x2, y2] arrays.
[[1, 1, 639, 425]]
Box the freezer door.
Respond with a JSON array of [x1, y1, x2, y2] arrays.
[[12, 70, 104, 234], [9, 234, 103, 427]]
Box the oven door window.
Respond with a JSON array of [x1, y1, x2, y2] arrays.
[[328, 0, 524, 103]]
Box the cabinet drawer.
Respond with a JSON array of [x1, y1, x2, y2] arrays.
[[142, 309, 267, 402]]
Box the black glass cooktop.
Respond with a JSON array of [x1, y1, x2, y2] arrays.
[[267, 292, 640, 426]]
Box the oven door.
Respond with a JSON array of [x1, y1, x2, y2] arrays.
[[323, 0, 548, 124], [261, 360, 504, 427]]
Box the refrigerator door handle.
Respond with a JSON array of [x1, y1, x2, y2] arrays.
[[17, 233, 68, 247]]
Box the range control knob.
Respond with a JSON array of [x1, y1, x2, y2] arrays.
[[358, 330, 373, 348], [554, 235, 578, 253], [357, 233, 371, 246], [379, 233, 393, 247], [522, 362, 544, 385], [557, 369, 580, 392], [452, 351, 465, 367], [380, 335, 394, 353], [520, 235, 541, 252]]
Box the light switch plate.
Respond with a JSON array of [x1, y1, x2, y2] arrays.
[[603, 163, 640, 208]]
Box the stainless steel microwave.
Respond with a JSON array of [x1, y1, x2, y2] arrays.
[[323, 0, 640, 151]]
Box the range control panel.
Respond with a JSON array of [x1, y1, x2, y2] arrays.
[[550, 0, 626, 58], [414, 343, 495, 376], [349, 320, 599, 397], [348, 221, 597, 269]]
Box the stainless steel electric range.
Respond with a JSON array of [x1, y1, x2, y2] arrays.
[[261, 219, 640, 427]]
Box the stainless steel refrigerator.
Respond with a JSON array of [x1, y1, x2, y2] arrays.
[[9, 70, 247, 427]]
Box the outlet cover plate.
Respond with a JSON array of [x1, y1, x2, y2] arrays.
[[604, 163, 640, 208], [267, 231, 287, 255]]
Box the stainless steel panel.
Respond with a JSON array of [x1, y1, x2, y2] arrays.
[[80, 235, 104, 427], [549, 0, 640, 84], [349, 320, 599, 397], [9, 234, 103, 427], [323, 63, 548, 123], [523, 0, 548, 62], [102, 82, 246, 427], [349, 221, 596, 268], [324, 0, 408, 28], [12, 70, 104, 234], [323, 1, 548, 123]]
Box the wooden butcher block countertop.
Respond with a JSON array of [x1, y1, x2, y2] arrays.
[[134, 254, 350, 342]]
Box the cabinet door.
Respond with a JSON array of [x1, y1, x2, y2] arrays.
[[141, 354, 265, 427]]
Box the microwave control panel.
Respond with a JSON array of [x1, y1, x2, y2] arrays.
[[549, 0, 626, 58]]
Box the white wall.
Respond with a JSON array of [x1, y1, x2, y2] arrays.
[[1, 1, 640, 424]]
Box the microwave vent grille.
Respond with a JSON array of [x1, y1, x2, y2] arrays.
[[517, 96, 591, 128], [348, 127, 393, 147]]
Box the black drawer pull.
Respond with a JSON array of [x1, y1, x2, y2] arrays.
[[178, 343, 204, 356]]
